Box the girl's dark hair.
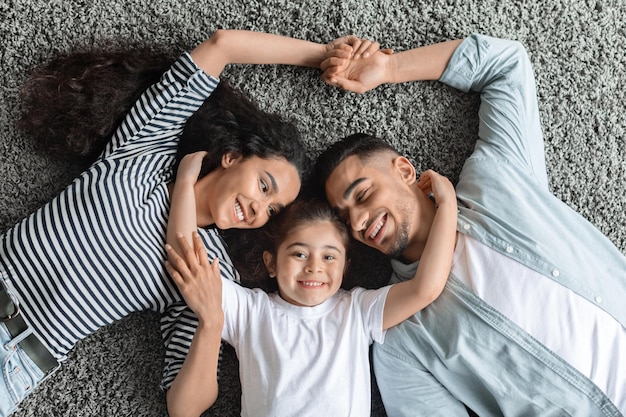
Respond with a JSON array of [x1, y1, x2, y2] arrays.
[[18, 45, 308, 182], [264, 199, 350, 258], [230, 199, 350, 292]]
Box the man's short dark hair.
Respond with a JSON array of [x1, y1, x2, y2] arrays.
[[314, 133, 399, 193]]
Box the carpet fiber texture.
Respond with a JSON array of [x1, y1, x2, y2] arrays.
[[1, 1, 625, 416]]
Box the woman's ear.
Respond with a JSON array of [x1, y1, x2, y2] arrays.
[[263, 251, 277, 278], [392, 156, 417, 185], [221, 151, 243, 168]]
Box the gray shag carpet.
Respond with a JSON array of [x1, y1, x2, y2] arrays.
[[1, 1, 625, 416]]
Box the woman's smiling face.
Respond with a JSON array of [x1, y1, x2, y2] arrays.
[[195, 153, 301, 229]]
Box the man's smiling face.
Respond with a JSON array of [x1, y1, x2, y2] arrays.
[[325, 153, 419, 258]]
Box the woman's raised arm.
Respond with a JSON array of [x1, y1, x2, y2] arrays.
[[191, 29, 381, 78]]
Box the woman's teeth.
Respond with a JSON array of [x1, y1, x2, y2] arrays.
[[235, 200, 244, 221]]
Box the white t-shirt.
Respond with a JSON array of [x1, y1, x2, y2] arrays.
[[451, 233, 626, 409], [221, 278, 390, 417]]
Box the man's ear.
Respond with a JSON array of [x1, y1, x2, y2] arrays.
[[263, 251, 277, 278], [221, 151, 243, 168], [392, 156, 417, 185]]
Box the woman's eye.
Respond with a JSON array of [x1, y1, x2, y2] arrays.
[[292, 252, 306, 259], [260, 179, 269, 193], [324, 255, 336, 261], [268, 206, 277, 217]]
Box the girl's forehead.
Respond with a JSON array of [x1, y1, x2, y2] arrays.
[[290, 219, 334, 231], [282, 220, 346, 249]]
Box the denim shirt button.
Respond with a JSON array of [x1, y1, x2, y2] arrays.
[[463, 223, 471, 230], [506, 245, 513, 253], [551, 269, 560, 277], [595, 296, 603, 304]]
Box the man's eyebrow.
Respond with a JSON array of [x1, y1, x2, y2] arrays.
[[343, 178, 366, 200]]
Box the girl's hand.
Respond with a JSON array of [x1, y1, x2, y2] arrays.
[[165, 232, 224, 327], [176, 151, 207, 185], [417, 170, 456, 207]]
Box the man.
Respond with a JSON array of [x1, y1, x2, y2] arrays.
[[316, 34, 625, 416]]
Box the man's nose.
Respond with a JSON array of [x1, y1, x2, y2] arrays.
[[349, 209, 368, 232]]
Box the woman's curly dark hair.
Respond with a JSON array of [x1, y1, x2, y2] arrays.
[[18, 45, 175, 163], [18, 44, 309, 183], [175, 79, 308, 182]]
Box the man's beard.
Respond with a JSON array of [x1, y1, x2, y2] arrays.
[[386, 193, 413, 259], [387, 220, 409, 259]]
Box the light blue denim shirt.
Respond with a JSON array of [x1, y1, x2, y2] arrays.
[[373, 35, 626, 417]]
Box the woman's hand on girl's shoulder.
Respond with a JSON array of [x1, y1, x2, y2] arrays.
[[165, 232, 224, 328]]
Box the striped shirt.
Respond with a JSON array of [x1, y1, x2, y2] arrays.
[[0, 52, 239, 389]]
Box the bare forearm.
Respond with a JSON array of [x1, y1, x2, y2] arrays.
[[166, 321, 223, 417], [383, 201, 457, 329], [387, 39, 462, 83], [191, 29, 327, 78], [410, 202, 458, 297], [167, 181, 198, 254]]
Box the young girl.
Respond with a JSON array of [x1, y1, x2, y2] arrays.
[[0, 29, 380, 416], [165, 165, 457, 417]]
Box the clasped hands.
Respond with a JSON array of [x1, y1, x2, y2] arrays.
[[322, 35, 394, 94]]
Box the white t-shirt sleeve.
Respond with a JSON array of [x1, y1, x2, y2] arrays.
[[220, 278, 268, 345], [350, 285, 391, 344]]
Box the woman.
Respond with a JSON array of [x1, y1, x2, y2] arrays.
[[0, 29, 378, 415]]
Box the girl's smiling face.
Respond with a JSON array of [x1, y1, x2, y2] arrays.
[[195, 153, 301, 230], [263, 220, 347, 307]]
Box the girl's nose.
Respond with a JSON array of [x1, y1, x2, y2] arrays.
[[305, 259, 321, 273]]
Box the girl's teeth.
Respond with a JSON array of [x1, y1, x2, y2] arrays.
[[301, 281, 323, 287]]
